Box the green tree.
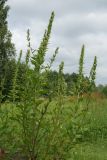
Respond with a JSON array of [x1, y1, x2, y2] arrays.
[[0, 0, 15, 102]]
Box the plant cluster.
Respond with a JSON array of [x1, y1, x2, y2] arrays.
[[0, 11, 98, 160], [0, 1, 99, 159]]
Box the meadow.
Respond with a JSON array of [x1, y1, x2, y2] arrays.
[[1, 9, 107, 160], [1, 97, 107, 159]]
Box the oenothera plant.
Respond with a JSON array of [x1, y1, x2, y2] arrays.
[[66, 46, 97, 152], [8, 11, 65, 159]]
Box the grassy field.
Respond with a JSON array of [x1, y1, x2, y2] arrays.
[[68, 98, 107, 160], [1, 97, 107, 159], [69, 140, 107, 160]]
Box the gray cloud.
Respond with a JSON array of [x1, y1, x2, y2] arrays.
[[7, 0, 107, 84]]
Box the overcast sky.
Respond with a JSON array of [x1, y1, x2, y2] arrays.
[[7, 0, 107, 84]]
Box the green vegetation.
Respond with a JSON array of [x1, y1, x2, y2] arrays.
[[0, 0, 15, 104], [1, 99, 107, 159], [0, 1, 107, 160]]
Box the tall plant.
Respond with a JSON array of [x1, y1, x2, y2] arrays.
[[8, 12, 58, 160]]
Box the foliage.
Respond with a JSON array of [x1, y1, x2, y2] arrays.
[[96, 84, 107, 97], [0, 8, 100, 160], [0, 0, 15, 104]]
